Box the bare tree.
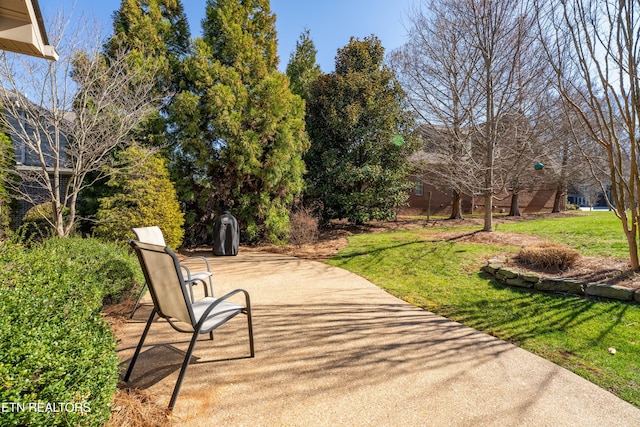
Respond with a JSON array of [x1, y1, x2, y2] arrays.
[[463, 0, 548, 231], [394, 0, 547, 230], [391, 0, 482, 220], [535, 93, 576, 213], [537, 0, 640, 268], [0, 12, 159, 237], [492, 112, 539, 216], [537, 94, 609, 212]]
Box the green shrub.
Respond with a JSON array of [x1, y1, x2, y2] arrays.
[[0, 132, 14, 237], [16, 203, 58, 243], [0, 237, 144, 426], [94, 144, 185, 248]]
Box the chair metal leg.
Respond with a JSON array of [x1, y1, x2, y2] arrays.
[[168, 329, 201, 411], [129, 283, 148, 318], [207, 276, 214, 298], [124, 309, 156, 382], [247, 311, 255, 358], [168, 306, 253, 409], [245, 296, 255, 357]]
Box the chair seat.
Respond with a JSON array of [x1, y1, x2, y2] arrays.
[[130, 226, 215, 317], [191, 297, 244, 331]]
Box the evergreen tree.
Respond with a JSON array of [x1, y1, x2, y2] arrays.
[[80, 0, 191, 234], [94, 144, 185, 248], [286, 29, 322, 100], [105, 0, 191, 146], [305, 36, 417, 224], [171, 0, 308, 244]]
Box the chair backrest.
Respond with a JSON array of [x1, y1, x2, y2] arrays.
[[132, 226, 167, 246], [130, 240, 194, 326]]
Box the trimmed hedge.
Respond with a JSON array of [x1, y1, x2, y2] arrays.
[[0, 238, 144, 426]]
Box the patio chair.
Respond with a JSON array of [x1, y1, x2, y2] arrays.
[[129, 226, 214, 317], [125, 240, 255, 410]]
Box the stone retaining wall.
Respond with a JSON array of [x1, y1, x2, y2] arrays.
[[482, 259, 640, 303]]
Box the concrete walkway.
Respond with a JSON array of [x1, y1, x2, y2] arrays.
[[117, 251, 640, 426]]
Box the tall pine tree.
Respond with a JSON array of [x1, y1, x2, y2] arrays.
[[78, 0, 191, 234], [171, 0, 308, 244], [286, 29, 322, 101], [105, 0, 191, 146]]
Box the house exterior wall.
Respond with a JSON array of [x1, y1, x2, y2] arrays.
[[3, 102, 72, 227], [9, 175, 71, 227], [401, 175, 564, 216], [403, 178, 467, 216], [7, 112, 69, 169]]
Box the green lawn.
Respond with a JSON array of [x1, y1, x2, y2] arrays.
[[497, 211, 629, 257], [327, 211, 640, 407]]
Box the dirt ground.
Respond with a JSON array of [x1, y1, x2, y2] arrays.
[[253, 212, 640, 290]]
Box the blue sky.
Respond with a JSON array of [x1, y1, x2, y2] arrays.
[[38, 0, 418, 72]]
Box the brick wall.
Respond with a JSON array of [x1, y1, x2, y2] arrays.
[[401, 175, 564, 216]]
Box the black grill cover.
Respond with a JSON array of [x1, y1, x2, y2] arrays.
[[213, 211, 239, 256]]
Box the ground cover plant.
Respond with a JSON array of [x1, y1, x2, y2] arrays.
[[326, 212, 640, 407], [0, 238, 144, 426]]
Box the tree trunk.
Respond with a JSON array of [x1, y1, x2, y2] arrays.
[[552, 183, 564, 213], [552, 140, 569, 213], [483, 137, 494, 231], [482, 48, 495, 233], [620, 211, 640, 270], [508, 192, 521, 216], [625, 230, 640, 271], [483, 190, 493, 231], [483, 136, 494, 230], [449, 190, 464, 219]]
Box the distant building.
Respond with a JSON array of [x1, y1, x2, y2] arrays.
[[567, 185, 611, 209], [401, 123, 564, 216], [2, 90, 72, 227], [403, 174, 562, 216]]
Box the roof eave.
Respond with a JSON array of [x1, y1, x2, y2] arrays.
[[0, 0, 59, 61]]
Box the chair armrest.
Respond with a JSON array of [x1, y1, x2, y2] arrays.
[[183, 255, 212, 273], [180, 264, 193, 281], [179, 265, 196, 302]]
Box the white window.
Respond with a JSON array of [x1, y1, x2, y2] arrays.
[[415, 177, 423, 196]]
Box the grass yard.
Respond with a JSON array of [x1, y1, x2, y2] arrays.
[[496, 211, 630, 257], [326, 211, 640, 407]]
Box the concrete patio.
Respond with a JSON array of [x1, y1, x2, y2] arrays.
[[117, 250, 640, 426]]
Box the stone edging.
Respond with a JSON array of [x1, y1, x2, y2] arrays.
[[482, 259, 640, 303]]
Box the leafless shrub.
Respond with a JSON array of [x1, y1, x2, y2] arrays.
[[518, 242, 580, 270], [288, 207, 319, 247]]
